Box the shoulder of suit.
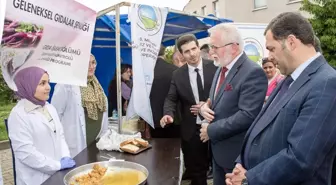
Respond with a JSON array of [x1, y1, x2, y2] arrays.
[[203, 59, 213, 64], [203, 59, 217, 68], [315, 62, 336, 80], [172, 64, 186, 76]]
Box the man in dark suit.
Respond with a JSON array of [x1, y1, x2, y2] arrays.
[[161, 34, 217, 185], [199, 24, 268, 185], [226, 12, 336, 185], [149, 45, 179, 138]]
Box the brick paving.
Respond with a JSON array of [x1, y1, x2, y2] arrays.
[[1, 149, 14, 185], [0, 148, 213, 185]]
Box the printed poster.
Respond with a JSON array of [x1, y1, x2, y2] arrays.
[[0, 0, 97, 90], [0, 0, 6, 40], [126, 4, 168, 128]]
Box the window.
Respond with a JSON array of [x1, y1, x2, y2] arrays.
[[254, 0, 267, 9], [202, 6, 207, 15], [213, 0, 220, 17]]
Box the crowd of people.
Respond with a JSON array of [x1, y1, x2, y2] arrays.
[[3, 11, 336, 185], [154, 12, 336, 185]]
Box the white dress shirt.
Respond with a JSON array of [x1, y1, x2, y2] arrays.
[[290, 52, 321, 86], [214, 52, 243, 97], [188, 59, 204, 124]]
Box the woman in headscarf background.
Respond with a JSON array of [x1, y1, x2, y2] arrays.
[[108, 64, 132, 117], [262, 57, 284, 101], [7, 67, 75, 185], [51, 54, 108, 157]]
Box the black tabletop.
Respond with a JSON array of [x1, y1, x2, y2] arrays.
[[42, 138, 181, 185]]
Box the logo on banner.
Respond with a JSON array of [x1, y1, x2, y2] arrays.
[[244, 37, 263, 64], [137, 5, 163, 35]]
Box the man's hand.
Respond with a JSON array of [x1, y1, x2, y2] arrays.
[[199, 98, 215, 122], [200, 123, 209, 142], [190, 101, 205, 115], [225, 164, 247, 185], [160, 115, 174, 128]]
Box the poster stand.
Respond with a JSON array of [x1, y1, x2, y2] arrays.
[[96, 2, 222, 134]]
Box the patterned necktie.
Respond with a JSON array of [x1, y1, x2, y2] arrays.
[[216, 67, 228, 94], [195, 68, 205, 101]]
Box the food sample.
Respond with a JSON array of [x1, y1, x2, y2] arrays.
[[134, 138, 149, 148], [119, 138, 149, 153], [70, 164, 107, 185], [100, 168, 147, 185], [2, 18, 43, 48], [120, 144, 140, 153], [120, 138, 149, 147], [70, 165, 147, 185]]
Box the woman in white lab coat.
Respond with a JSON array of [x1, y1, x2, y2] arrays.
[[7, 66, 76, 185], [51, 54, 108, 157]]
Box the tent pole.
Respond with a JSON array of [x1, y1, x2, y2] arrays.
[[115, 4, 122, 134], [97, 2, 131, 18]]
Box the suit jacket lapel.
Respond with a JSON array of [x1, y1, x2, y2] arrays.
[[247, 56, 326, 141], [203, 61, 213, 99], [210, 68, 221, 105], [181, 64, 196, 104], [212, 53, 246, 108], [244, 80, 282, 138]]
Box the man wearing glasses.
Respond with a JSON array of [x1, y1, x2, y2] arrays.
[[199, 24, 268, 185]]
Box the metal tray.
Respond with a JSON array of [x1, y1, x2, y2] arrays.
[[63, 161, 149, 185]]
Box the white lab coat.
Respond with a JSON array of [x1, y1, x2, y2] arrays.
[[51, 84, 108, 157], [7, 99, 71, 185]]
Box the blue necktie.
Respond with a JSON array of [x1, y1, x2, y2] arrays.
[[269, 76, 294, 108]]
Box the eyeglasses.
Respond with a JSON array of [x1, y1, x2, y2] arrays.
[[209, 42, 239, 50]]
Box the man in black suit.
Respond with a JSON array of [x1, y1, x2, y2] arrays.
[[149, 45, 179, 138], [161, 34, 217, 185]]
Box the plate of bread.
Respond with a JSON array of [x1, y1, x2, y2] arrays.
[[120, 138, 152, 154]]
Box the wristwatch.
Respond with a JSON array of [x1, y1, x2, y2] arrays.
[[242, 178, 248, 185]]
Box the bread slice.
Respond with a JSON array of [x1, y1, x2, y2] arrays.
[[134, 138, 149, 148], [120, 139, 134, 147], [120, 138, 141, 147], [120, 144, 140, 153]]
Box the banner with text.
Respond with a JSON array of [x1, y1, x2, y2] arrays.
[[0, 0, 6, 40], [126, 4, 168, 128], [1, 0, 96, 90]]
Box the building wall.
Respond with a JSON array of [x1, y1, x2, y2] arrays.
[[183, 0, 308, 23]]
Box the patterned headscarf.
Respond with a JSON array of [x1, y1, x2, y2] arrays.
[[80, 54, 107, 120]]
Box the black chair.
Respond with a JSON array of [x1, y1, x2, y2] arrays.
[[4, 119, 16, 185]]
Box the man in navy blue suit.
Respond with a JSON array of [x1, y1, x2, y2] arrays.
[[226, 12, 336, 185]]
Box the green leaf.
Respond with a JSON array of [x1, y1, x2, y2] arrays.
[[301, 0, 336, 67]]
